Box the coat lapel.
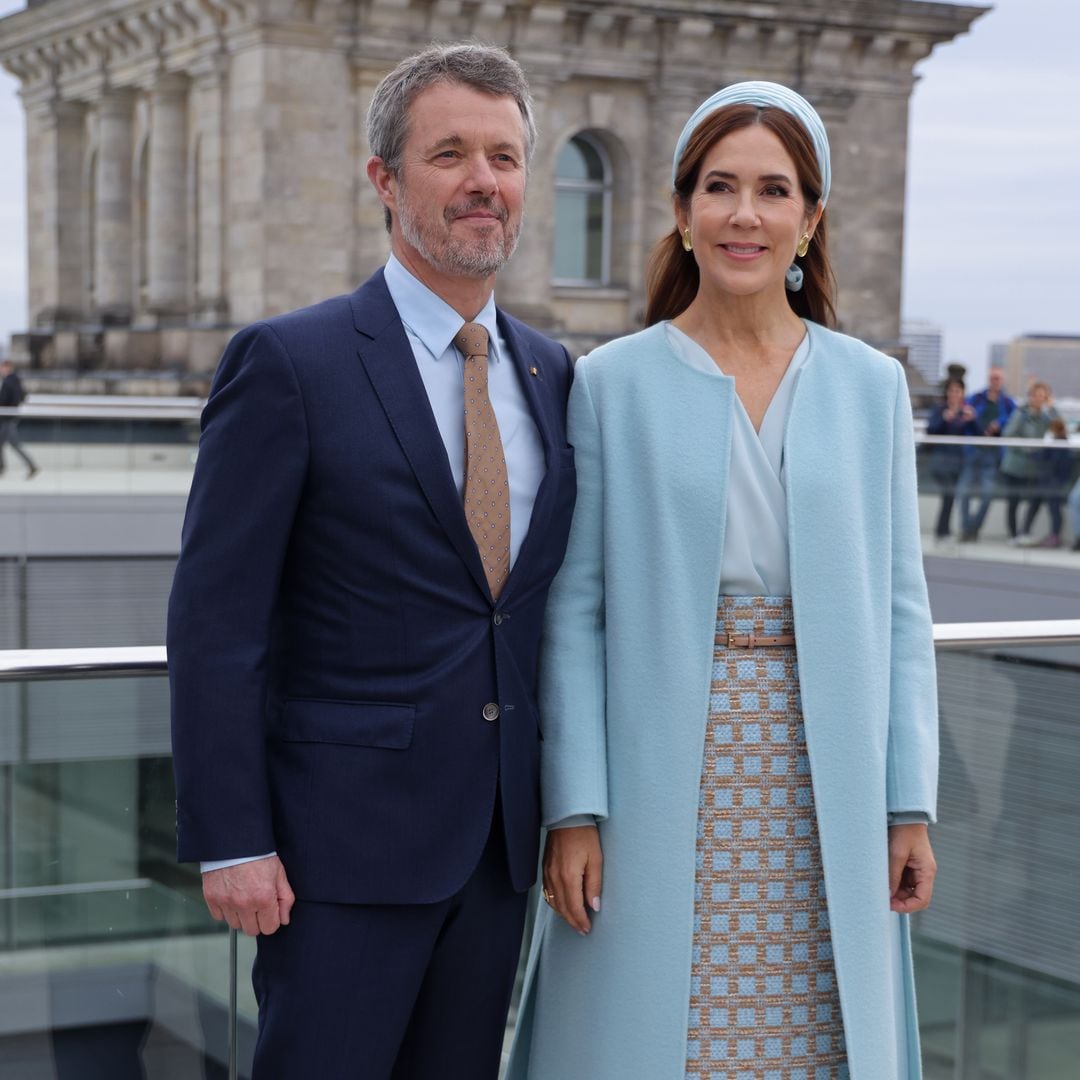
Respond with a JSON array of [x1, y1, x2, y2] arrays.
[[350, 271, 491, 600]]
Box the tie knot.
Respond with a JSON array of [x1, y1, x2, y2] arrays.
[[454, 322, 489, 361]]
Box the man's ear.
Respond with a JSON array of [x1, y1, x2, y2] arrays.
[[366, 156, 396, 213]]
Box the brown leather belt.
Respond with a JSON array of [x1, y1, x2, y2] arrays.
[[723, 632, 796, 649]]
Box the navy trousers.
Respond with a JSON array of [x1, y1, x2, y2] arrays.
[[250, 809, 528, 1080]]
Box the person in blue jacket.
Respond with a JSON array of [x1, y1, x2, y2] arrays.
[[926, 376, 979, 539], [508, 82, 937, 1080], [957, 367, 1016, 541]]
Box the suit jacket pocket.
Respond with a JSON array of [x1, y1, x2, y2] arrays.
[[275, 698, 415, 749]]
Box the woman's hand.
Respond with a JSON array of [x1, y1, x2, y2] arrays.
[[888, 823, 937, 913], [543, 825, 603, 934]]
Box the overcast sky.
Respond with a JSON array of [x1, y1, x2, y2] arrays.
[[0, 0, 1076, 386]]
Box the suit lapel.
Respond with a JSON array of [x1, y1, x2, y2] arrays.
[[350, 271, 492, 600]]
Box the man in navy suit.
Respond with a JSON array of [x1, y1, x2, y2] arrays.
[[168, 43, 576, 1079]]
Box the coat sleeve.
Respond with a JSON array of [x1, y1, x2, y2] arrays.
[[167, 323, 310, 862], [886, 361, 939, 821], [538, 358, 609, 825]]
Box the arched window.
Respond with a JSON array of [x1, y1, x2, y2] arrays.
[[553, 133, 611, 285]]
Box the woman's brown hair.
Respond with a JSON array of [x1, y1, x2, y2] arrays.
[[645, 104, 837, 327]]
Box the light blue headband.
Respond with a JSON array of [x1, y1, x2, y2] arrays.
[[671, 81, 831, 207]]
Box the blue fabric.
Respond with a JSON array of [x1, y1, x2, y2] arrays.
[[506, 320, 935, 1080], [250, 814, 526, 1079], [168, 268, 577, 903], [672, 81, 832, 205]]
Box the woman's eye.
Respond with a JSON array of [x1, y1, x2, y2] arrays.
[[705, 181, 731, 193], [763, 184, 790, 197]]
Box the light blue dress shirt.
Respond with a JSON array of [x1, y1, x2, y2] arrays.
[[201, 257, 547, 873]]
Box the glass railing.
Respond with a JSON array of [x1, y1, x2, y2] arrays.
[[2, 623, 1079, 1079], [5, 400, 1079, 560], [0, 399, 200, 494], [917, 621, 1080, 1078], [0, 646, 252, 1080], [915, 432, 1080, 560]]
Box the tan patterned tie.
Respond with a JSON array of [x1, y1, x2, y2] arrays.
[[454, 321, 511, 599]]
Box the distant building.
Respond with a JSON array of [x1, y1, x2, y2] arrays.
[[901, 319, 944, 386], [988, 342, 1007, 370], [0, 0, 984, 388], [1003, 334, 1080, 400]]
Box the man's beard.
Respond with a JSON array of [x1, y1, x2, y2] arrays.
[[397, 189, 521, 278]]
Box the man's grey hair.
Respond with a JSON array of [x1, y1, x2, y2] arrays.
[[366, 42, 536, 228]]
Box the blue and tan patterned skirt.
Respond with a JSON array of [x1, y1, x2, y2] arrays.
[[685, 596, 849, 1079]]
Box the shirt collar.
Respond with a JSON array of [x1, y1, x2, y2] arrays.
[[384, 254, 501, 364]]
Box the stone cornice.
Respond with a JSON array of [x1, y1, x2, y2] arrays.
[[0, 0, 988, 104]]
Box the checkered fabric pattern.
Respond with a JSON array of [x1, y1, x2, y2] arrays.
[[685, 596, 849, 1080], [454, 321, 511, 599]]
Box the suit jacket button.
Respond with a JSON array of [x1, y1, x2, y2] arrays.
[[493, 612, 504, 626], [482, 702, 500, 722]]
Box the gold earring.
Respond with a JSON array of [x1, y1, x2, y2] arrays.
[[796, 233, 811, 258], [681, 228, 693, 253]]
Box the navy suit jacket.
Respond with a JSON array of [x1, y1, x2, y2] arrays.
[[167, 269, 576, 903]]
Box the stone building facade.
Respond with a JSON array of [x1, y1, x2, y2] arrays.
[[0, 0, 983, 385]]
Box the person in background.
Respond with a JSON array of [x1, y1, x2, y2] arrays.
[[957, 366, 1015, 541], [0, 359, 40, 480], [926, 376, 978, 541], [1026, 417, 1073, 549], [1000, 381, 1061, 545], [1067, 472, 1080, 552]]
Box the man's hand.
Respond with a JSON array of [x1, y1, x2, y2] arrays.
[[542, 825, 603, 934], [202, 855, 295, 936], [888, 823, 936, 914]]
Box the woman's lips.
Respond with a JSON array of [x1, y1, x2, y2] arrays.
[[720, 243, 767, 258]]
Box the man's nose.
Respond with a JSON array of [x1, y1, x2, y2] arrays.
[[463, 154, 498, 195]]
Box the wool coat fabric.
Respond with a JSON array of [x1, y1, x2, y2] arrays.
[[506, 320, 938, 1080]]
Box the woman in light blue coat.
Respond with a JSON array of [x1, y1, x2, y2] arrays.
[[507, 83, 938, 1080]]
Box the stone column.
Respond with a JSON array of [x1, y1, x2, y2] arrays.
[[193, 63, 228, 323], [26, 97, 86, 327], [145, 74, 189, 318], [94, 89, 136, 324]]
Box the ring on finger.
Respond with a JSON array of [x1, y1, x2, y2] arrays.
[[542, 888, 555, 905]]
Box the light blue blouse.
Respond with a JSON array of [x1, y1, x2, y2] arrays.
[[663, 320, 807, 597]]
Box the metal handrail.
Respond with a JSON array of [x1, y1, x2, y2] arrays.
[[916, 433, 1080, 449], [932, 620, 1080, 649], [2, 624, 1079, 682], [0, 404, 202, 420], [0, 645, 166, 679]]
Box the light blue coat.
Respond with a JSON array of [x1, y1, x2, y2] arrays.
[[507, 321, 938, 1079]]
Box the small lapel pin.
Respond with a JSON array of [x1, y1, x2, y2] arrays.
[[529, 366, 538, 377]]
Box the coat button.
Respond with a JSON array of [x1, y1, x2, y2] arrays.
[[482, 702, 500, 722], [493, 613, 504, 626]]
